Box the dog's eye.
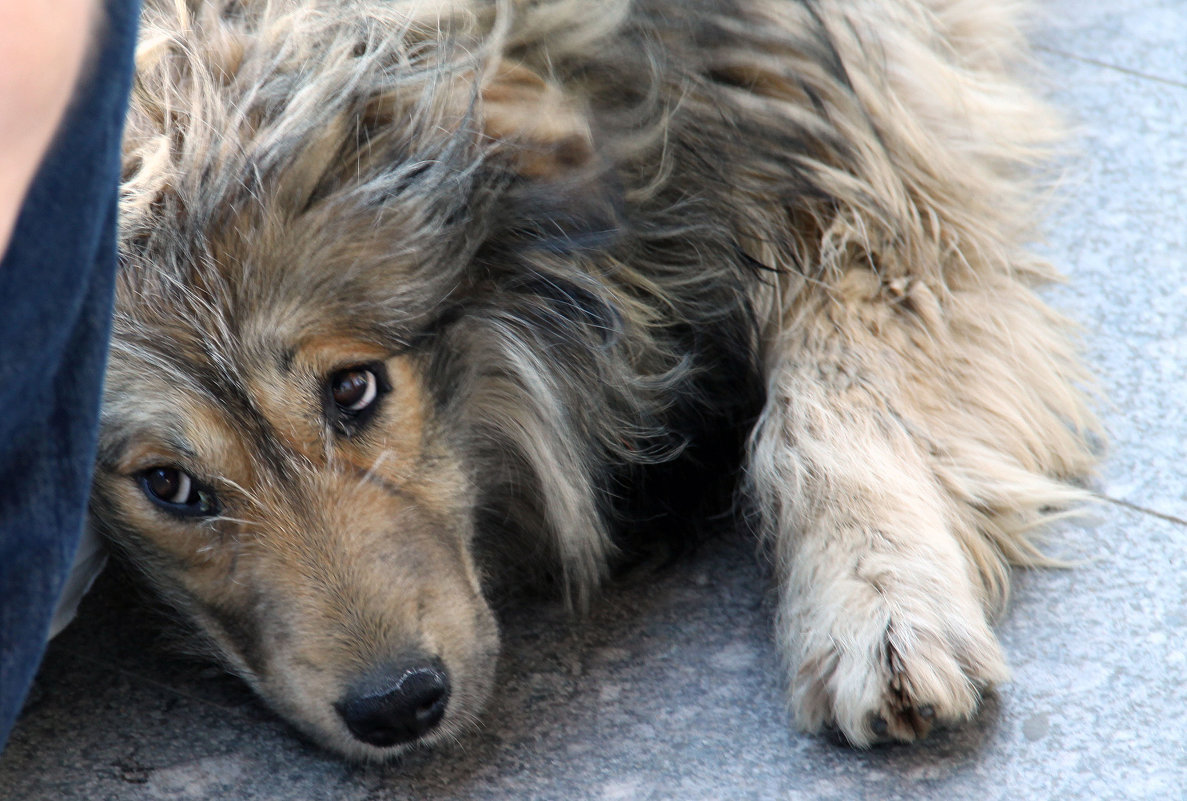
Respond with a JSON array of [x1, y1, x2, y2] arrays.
[[138, 467, 220, 518], [326, 364, 389, 435], [331, 368, 378, 412]]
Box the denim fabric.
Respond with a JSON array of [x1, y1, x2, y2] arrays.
[[0, 0, 140, 750]]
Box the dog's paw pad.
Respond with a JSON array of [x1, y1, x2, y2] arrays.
[[865, 700, 940, 744]]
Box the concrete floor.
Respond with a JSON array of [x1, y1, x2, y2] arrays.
[[2, 2, 1185, 799]]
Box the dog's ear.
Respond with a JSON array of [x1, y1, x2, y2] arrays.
[[479, 62, 622, 252]]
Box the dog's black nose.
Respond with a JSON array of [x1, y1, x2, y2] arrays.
[[336, 660, 451, 747]]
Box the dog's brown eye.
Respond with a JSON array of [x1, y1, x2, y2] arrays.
[[325, 363, 390, 436], [145, 467, 189, 503], [138, 467, 220, 518], [330, 367, 379, 412]]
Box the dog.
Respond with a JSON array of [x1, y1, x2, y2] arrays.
[[92, 0, 1100, 761]]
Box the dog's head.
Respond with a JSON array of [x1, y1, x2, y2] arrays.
[[94, 0, 633, 760], [96, 304, 497, 759]]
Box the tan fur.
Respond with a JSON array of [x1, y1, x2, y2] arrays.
[[94, 0, 1100, 760], [743, 0, 1099, 743]]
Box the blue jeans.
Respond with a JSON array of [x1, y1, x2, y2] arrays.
[[0, 0, 140, 750]]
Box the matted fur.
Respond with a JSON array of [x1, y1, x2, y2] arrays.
[[93, 0, 1100, 759]]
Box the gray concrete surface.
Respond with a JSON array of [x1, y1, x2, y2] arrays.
[[2, 2, 1185, 799]]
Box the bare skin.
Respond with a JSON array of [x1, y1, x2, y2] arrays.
[[0, 0, 97, 256]]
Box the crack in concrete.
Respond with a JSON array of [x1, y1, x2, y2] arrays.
[[1093, 492, 1187, 527], [1035, 45, 1187, 90]]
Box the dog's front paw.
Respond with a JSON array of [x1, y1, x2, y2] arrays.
[[787, 592, 1009, 746]]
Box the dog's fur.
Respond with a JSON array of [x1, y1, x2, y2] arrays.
[[93, 0, 1100, 760]]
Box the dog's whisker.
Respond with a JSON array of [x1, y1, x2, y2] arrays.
[[360, 448, 393, 486], [211, 516, 259, 528]]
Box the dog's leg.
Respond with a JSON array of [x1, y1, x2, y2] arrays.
[[748, 266, 1096, 745]]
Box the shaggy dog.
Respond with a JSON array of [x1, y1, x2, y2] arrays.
[[93, 0, 1099, 761]]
